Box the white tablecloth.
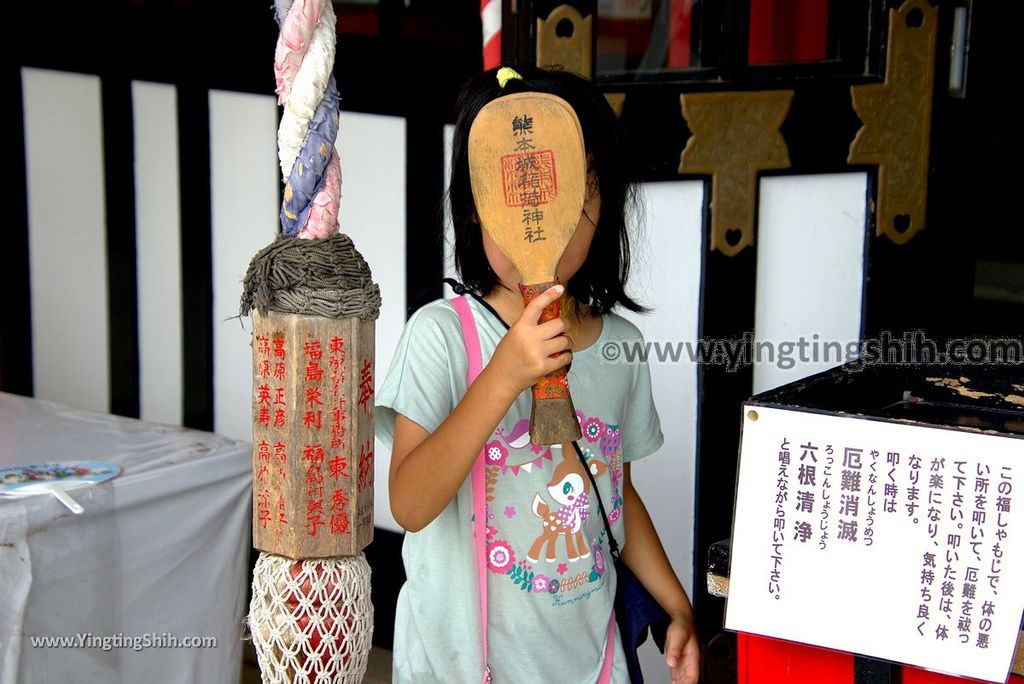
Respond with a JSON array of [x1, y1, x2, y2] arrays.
[[0, 393, 252, 684]]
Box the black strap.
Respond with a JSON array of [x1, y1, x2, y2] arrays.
[[443, 277, 622, 561], [443, 278, 510, 330], [573, 440, 621, 560]]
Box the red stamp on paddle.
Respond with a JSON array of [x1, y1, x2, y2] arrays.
[[501, 150, 558, 207]]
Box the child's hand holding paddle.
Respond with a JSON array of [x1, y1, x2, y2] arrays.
[[484, 284, 572, 396]]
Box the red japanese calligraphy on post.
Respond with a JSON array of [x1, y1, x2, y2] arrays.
[[272, 335, 287, 383], [329, 336, 346, 394], [329, 336, 348, 450], [358, 441, 374, 492], [265, 385, 285, 428], [306, 360, 324, 382], [256, 335, 270, 356], [304, 339, 323, 360], [358, 359, 374, 414], [329, 453, 350, 480], [258, 440, 271, 462], [303, 410, 322, 430], [303, 444, 327, 536], [274, 442, 288, 479], [303, 444, 325, 466], [277, 495, 288, 524], [306, 461, 324, 485], [330, 400, 348, 449], [305, 496, 325, 536], [329, 488, 351, 535], [256, 487, 272, 529], [255, 323, 289, 532], [304, 338, 324, 382], [305, 386, 324, 409]]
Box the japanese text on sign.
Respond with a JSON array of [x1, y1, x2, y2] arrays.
[[726, 406, 1023, 683]]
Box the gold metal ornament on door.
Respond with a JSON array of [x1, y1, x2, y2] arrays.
[[536, 5, 593, 80], [679, 91, 793, 256], [848, 0, 939, 245]]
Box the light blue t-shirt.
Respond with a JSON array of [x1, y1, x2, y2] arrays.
[[374, 295, 664, 684]]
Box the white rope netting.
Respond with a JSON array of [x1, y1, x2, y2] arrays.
[[247, 552, 373, 683]]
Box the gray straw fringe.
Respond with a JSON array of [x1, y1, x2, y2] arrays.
[[239, 233, 381, 321]]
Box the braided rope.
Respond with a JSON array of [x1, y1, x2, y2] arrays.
[[274, 0, 342, 239]]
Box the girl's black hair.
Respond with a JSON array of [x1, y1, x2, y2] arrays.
[[448, 65, 648, 316]]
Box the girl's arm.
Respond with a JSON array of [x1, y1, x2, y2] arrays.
[[620, 463, 700, 684], [389, 285, 571, 532]]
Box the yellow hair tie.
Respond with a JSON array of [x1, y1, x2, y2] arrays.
[[496, 67, 523, 89]]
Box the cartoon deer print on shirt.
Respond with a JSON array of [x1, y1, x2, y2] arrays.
[[526, 445, 607, 563]]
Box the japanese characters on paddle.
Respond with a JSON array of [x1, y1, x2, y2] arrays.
[[468, 89, 588, 445]]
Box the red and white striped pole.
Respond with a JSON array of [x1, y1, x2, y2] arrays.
[[481, 0, 501, 70]]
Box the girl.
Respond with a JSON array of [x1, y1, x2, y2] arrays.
[[375, 65, 699, 684]]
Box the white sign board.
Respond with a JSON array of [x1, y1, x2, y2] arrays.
[[726, 405, 1023, 683]]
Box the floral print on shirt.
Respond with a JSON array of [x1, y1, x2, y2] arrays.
[[480, 410, 625, 605]]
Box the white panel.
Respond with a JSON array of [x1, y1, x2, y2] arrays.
[[337, 110, 407, 534], [210, 90, 280, 441], [621, 181, 703, 675], [132, 81, 183, 426], [753, 173, 867, 394], [22, 68, 109, 413]]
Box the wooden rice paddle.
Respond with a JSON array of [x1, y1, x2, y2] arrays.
[[468, 92, 585, 445]]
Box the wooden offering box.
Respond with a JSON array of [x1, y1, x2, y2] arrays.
[[726, 363, 1024, 683], [251, 309, 375, 559]]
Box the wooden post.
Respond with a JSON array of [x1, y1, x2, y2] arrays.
[[251, 309, 374, 559]]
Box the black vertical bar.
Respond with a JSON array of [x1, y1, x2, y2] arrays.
[[864, 0, 887, 77], [178, 84, 214, 431], [3, 65, 34, 397], [722, 0, 752, 80], [854, 655, 902, 684], [404, 116, 446, 317], [500, 0, 512, 66], [101, 74, 141, 419], [509, 0, 535, 66], [692, 192, 757, 642], [826, 0, 844, 61]]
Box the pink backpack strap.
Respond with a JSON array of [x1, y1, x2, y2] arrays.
[[451, 294, 614, 684], [597, 609, 616, 684], [451, 295, 491, 683]]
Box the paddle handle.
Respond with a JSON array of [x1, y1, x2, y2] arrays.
[[518, 281, 583, 445]]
